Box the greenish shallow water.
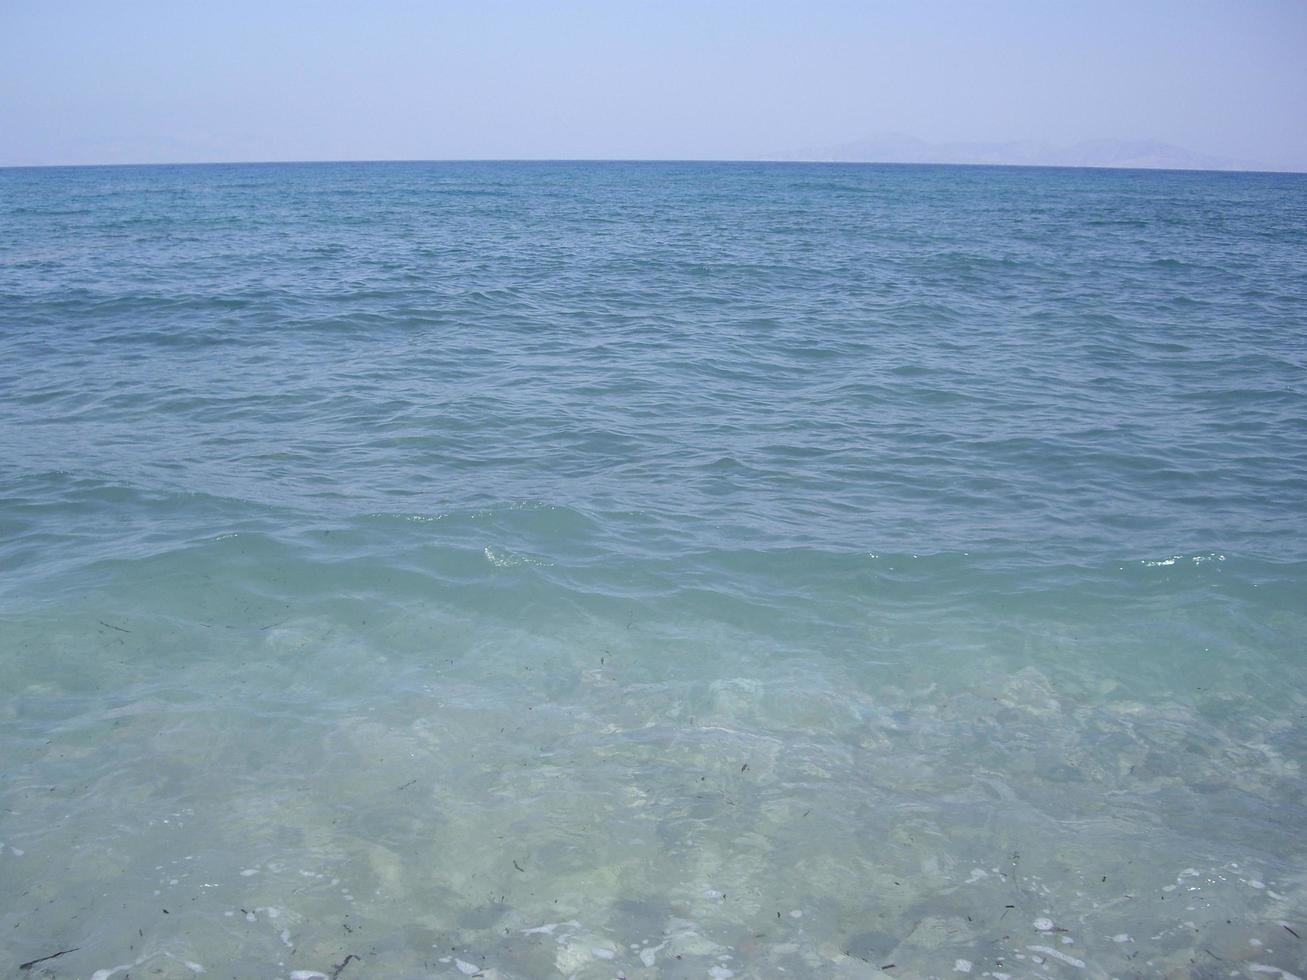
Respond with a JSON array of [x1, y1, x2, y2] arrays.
[[1, 161, 1306, 978]]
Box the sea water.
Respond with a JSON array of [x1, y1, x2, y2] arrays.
[[1, 161, 1305, 978]]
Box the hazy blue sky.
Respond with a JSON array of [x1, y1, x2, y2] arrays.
[[2, 0, 1305, 169]]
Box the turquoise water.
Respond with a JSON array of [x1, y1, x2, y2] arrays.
[[1, 161, 1305, 979]]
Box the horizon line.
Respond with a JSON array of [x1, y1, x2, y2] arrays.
[[2, 157, 1305, 177]]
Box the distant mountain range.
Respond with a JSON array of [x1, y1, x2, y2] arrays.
[[766, 134, 1273, 172]]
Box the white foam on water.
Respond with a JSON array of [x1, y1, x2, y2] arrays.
[[522, 920, 580, 935], [91, 952, 158, 980], [1250, 968, 1304, 980], [1026, 945, 1085, 968]]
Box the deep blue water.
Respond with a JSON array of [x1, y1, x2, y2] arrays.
[[1, 161, 1306, 978]]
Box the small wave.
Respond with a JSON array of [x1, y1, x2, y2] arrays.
[[483, 545, 552, 568], [1141, 553, 1227, 567]]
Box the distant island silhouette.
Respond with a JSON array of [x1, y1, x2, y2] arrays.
[[767, 133, 1278, 172]]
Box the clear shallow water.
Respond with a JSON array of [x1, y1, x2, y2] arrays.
[[1, 161, 1305, 979]]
